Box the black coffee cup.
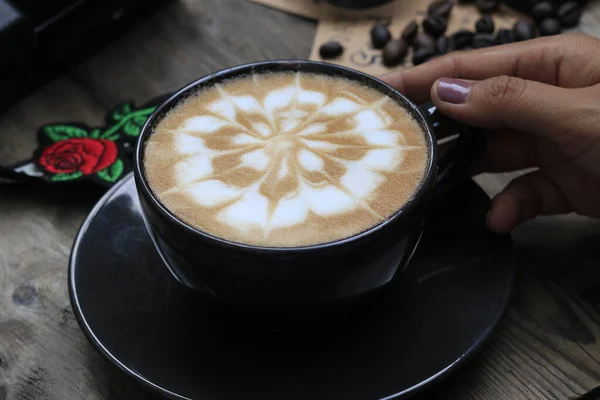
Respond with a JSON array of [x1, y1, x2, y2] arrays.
[[133, 60, 483, 312]]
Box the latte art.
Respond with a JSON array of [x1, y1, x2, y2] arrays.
[[144, 72, 428, 247]]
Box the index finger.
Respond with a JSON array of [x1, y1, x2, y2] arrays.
[[380, 34, 586, 104]]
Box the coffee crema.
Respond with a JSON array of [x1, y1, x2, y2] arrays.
[[144, 72, 429, 247]]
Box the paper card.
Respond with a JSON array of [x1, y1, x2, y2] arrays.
[[247, 0, 404, 21], [309, 3, 525, 76]]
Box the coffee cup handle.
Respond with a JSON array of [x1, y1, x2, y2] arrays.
[[418, 102, 485, 194]]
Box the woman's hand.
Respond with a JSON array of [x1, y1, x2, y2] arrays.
[[382, 33, 600, 233]]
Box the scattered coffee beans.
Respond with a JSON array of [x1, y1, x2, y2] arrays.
[[413, 32, 437, 51], [423, 15, 448, 37], [319, 0, 587, 66], [401, 20, 419, 44], [413, 48, 437, 65], [557, 1, 582, 28], [451, 30, 475, 49], [539, 18, 562, 35], [382, 40, 408, 66], [428, 0, 454, 18], [319, 41, 344, 59], [513, 20, 536, 41], [495, 28, 516, 44], [371, 23, 391, 49], [473, 33, 496, 48], [437, 36, 450, 54], [532, 2, 555, 22], [475, 15, 495, 34]]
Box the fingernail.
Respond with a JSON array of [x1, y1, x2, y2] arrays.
[[435, 78, 472, 104]]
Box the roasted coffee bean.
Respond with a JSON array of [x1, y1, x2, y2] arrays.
[[531, 1, 555, 22], [319, 41, 344, 59], [428, 0, 453, 18], [371, 23, 391, 49], [476, 0, 499, 13], [495, 28, 515, 44], [450, 30, 475, 49], [557, 1, 582, 28], [447, 37, 458, 52], [413, 48, 437, 65], [423, 15, 448, 37], [539, 18, 562, 36], [513, 20, 536, 41], [401, 20, 419, 44], [382, 39, 408, 67], [413, 32, 437, 51], [475, 15, 495, 34], [473, 33, 495, 48], [436, 36, 449, 54]]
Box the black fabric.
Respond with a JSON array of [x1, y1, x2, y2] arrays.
[[0, 165, 29, 183]]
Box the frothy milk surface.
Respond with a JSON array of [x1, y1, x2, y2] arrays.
[[144, 72, 429, 247]]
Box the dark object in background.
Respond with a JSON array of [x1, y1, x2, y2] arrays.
[[371, 23, 391, 48], [413, 48, 437, 65], [513, 20, 537, 41], [423, 15, 448, 37], [503, 0, 586, 18], [495, 28, 516, 44], [473, 33, 496, 47], [428, 0, 454, 18], [0, 0, 171, 114], [401, 20, 419, 44], [413, 32, 437, 51], [557, 1, 583, 27], [450, 29, 475, 49], [539, 18, 562, 35], [319, 41, 345, 59], [577, 386, 600, 400], [475, 15, 495, 33], [437, 36, 450, 54], [382, 39, 408, 66], [532, 1, 556, 22]]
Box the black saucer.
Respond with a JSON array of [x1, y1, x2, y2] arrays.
[[69, 174, 514, 400]]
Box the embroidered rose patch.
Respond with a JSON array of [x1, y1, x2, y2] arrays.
[[33, 102, 157, 186]]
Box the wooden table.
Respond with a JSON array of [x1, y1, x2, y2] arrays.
[[1, 1, 600, 399]]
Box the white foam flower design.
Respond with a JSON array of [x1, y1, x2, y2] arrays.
[[169, 75, 417, 235]]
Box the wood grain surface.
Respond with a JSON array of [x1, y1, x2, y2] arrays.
[[1, 0, 600, 399]]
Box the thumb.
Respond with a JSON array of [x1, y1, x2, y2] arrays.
[[430, 76, 583, 138]]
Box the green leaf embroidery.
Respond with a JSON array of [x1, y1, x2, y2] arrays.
[[134, 114, 148, 125], [111, 104, 133, 122], [101, 106, 156, 139], [138, 106, 156, 118], [123, 120, 141, 137], [44, 125, 88, 141], [51, 171, 83, 181], [97, 159, 124, 183], [90, 129, 102, 139], [121, 107, 155, 137]]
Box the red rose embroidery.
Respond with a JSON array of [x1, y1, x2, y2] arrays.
[[40, 138, 118, 175]]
